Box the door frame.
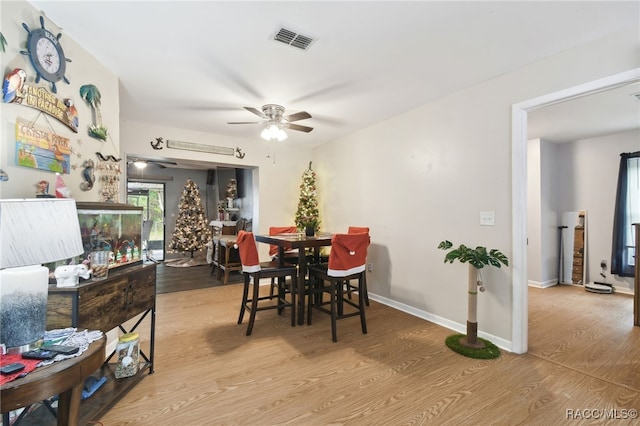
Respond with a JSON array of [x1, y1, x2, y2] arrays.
[[127, 181, 167, 261], [511, 68, 640, 354]]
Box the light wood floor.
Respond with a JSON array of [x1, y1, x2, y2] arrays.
[[100, 284, 639, 425]]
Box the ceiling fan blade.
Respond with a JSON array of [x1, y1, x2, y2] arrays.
[[227, 121, 262, 125], [284, 111, 312, 122], [244, 106, 267, 119], [152, 160, 177, 166], [288, 123, 313, 133]]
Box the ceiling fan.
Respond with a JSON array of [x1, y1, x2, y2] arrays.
[[128, 159, 177, 169], [227, 104, 313, 140]]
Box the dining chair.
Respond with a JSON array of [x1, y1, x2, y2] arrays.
[[346, 226, 370, 306], [268, 226, 299, 298], [235, 231, 297, 336], [307, 232, 370, 342]]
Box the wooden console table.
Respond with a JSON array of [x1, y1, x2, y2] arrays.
[[1, 337, 106, 426], [11, 263, 157, 425]]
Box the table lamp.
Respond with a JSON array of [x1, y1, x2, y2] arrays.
[[0, 198, 84, 354]]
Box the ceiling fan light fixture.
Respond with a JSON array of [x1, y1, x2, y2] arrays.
[[261, 122, 288, 141], [277, 128, 288, 141], [133, 160, 147, 169]]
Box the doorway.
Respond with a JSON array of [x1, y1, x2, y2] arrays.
[[127, 182, 166, 261], [512, 68, 640, 354]]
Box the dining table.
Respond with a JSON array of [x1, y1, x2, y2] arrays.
[[255, 232, 333, 325]]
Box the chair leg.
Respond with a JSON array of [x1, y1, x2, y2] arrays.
[[277, 276, 286, 315], [337, 280, 345, 317], [307, 275, 321, 325], [246, 273, 260, 336], [329, 279, 338, 342], [363, 274, 370, 306], [238, 273, 250, 325], [289, 274, 296, 327], [359, 275, 368, 334], [269, 277, 276, 299]]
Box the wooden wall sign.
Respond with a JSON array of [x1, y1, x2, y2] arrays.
[[3, 68, 78, 133], [15, 118, 71, 174], [167, 139, 234, 156]]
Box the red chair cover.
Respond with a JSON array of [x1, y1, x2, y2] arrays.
[[347, 226, 369, 235], [268, 226, 298, 257], [235, 230, 260, 273], [327, 233, 370, 277]]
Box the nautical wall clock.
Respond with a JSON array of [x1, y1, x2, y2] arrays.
[[20, 16, 71, 94]]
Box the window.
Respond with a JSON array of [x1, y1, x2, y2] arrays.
[[611, 152, 639, 276]]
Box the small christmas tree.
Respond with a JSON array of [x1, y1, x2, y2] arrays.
[[294, 162, 320, 232], [169, 178, 211, 257]]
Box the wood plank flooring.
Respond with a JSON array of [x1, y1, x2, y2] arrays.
[[155, 261, 243, 294], [96, 282, 639, 425]]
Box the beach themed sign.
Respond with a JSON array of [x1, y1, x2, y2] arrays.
[[15, 118, 71, 174]]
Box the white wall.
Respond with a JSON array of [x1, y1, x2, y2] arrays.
[[527, 139, 544, 286], [530, 131, 638, 292], [556, 130, 638, 292], [1, 0, 120, 200], [528, 139, 563, 288], [120, 120, 313, 260], [313, 28, 639, 350]]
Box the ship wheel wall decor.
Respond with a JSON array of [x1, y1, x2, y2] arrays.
[[20, 16, 71, 94]]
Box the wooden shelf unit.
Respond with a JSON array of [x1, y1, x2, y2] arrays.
[[17, 263, 158, 425], [572, 226, 585, 284]]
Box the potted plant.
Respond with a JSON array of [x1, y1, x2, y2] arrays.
[[437, 240, 508, 358], [300, 217, 319, 236]]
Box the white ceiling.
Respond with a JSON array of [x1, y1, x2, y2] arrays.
[[28, 1, 639, 149]]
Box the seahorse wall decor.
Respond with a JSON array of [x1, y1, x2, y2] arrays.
[[80, 159, 95, 191]]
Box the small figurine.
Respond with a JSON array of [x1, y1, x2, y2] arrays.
[[35, 180, 54, 198], [3, 68, 26, 104], [55, 173, 72, 198]]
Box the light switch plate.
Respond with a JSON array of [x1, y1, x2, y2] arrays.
[[480, 211, 495, 226]]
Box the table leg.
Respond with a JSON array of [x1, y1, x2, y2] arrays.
[[297, 249, 307, 325], [56, 382, 82, 426]]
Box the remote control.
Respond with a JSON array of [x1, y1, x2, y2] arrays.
[[1, 362, 25, 375], [46, 344, 79, 355], [22, 349, 58, 360]]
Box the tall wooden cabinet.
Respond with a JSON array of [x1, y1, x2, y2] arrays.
[[572, 221, 585, 285], [40, 263, 157, 424]]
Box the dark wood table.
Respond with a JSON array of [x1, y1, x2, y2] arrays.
[[255, 232, 333, 324], [1, 337, 106, 426]]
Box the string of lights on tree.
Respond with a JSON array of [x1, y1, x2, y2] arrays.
[[169, 178, 211, 257], [294, 161, 320, 232]]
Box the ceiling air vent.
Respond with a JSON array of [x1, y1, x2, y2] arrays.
[[274, 27, 315, 51]]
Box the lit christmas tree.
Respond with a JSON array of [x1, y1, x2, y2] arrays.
[[169, 178, 211, 257], [294, 161, 320, 233]]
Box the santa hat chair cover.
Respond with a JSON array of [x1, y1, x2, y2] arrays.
[[235, 230, 260, 273], [327, 233, 370, 277]]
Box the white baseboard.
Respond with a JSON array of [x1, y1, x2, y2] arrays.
[[528, 278, 557, 288], [368, 293, 513, 353]]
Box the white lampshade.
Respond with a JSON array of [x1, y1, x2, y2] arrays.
[[0, 198, 84, 268], [0, 198, 84, 352]]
